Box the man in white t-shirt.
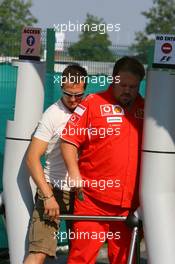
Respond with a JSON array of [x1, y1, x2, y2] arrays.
[[24, 64, 87, 264]]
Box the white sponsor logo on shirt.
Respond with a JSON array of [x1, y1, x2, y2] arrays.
[[74, 104, 86, 116], [100, 105, 113, 116], [68, 114, 80, 126], [107, 116, 123, 123]]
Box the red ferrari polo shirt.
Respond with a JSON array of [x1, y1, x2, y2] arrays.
[[61, 86, 144, 209]]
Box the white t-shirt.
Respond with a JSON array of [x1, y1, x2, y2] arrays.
[[34, 99, 71, 190]]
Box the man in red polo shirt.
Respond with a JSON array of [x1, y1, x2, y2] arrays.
[[60, 57, 145, 264]]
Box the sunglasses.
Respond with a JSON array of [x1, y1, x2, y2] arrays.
[[62, 89, 84, 99]]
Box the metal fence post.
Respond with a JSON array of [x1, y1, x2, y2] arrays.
[[45, 28, 55, 109], [46, 28, 55, 73]]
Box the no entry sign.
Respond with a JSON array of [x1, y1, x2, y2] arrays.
[[161, 43, 172, 54], [153, 34, 175, 67]]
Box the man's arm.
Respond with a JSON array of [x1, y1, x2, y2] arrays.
[[26, 137, 59, 219], [60, 140, 82, 188]]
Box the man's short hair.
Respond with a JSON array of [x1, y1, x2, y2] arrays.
[[113, 56, 145, 81], [61, 64, 88, 89]]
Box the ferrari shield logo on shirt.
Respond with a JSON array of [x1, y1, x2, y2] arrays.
[[100, 104, 124, 116], [74, 104, 86, 116], [68, 114, 80, 126], [113, 105, 124, 115]]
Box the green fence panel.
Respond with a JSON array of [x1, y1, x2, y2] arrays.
[[0, 63, 17, 249], [0, 217, 8, 248]]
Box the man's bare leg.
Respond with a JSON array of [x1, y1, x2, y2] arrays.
[[23, 252, 46, 264]]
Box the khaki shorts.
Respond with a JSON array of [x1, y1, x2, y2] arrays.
[[28, 186, 74, 257]]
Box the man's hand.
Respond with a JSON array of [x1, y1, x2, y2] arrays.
[[44, 196, 60, 220]]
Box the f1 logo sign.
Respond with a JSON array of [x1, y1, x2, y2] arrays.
[[154, 34, 175, 67], [25, 48, 34, 54], [160, 56, 171, 62]]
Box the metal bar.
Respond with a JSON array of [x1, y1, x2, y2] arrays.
[[59, 214, 140, 264], [59, 215, 127, 221], [127, 226, 138, 264], [136, 229, 141, 264]]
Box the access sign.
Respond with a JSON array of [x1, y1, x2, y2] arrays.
[[20, 27, 41, 59], [153, 34, 175, 67]]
